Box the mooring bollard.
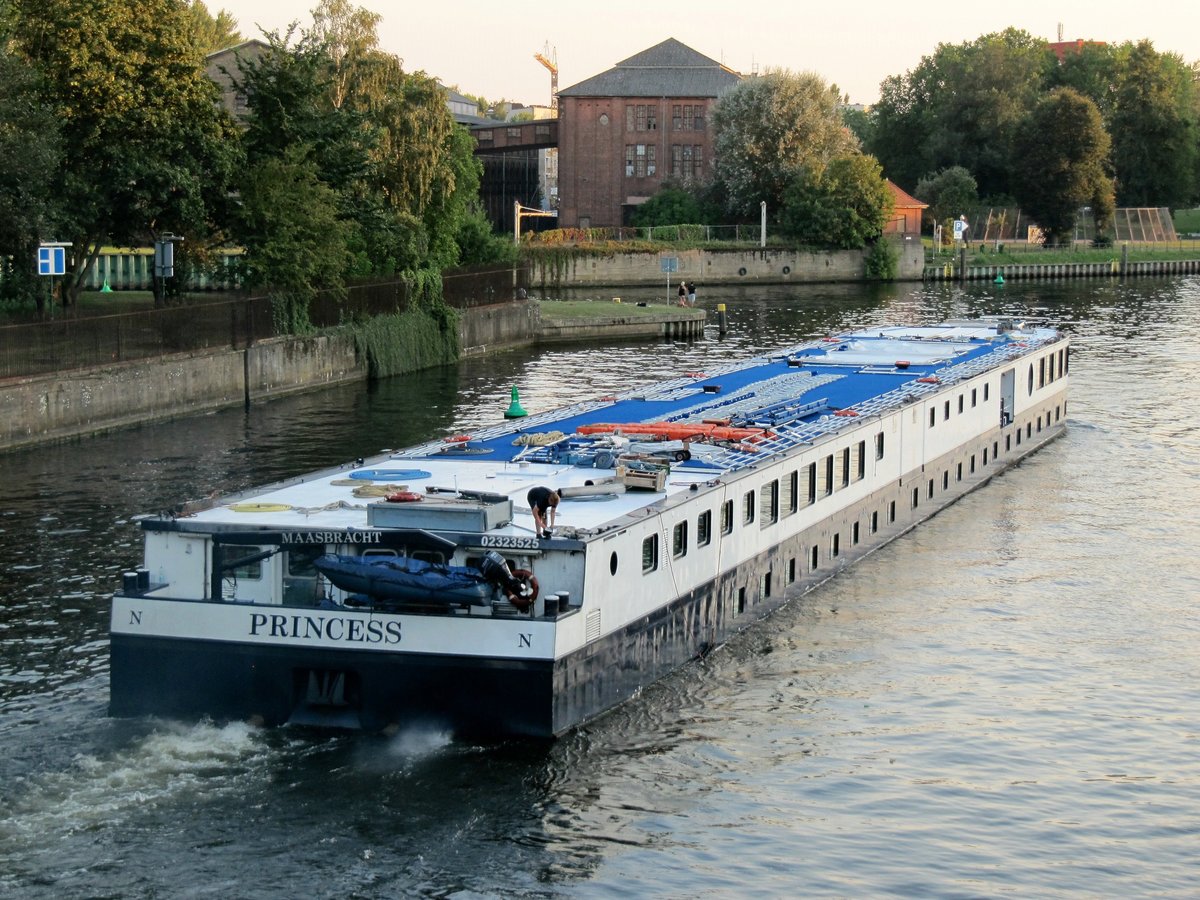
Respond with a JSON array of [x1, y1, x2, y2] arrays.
[[717, 303, 727, 336]]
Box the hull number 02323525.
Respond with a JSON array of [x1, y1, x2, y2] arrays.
[[480, 535, 540, 550]]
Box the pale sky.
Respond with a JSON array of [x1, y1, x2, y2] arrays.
[[218, 1, 1200, 106]]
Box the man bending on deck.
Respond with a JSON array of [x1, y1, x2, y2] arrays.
[[527, 487, 559, 538]]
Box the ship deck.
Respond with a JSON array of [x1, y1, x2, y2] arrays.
[[179, 322, 1059, 538]]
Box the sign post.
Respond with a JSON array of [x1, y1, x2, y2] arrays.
[[660, 255, 679, 304]]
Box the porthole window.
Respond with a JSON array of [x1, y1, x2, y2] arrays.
[[610, 551, 618, 575]]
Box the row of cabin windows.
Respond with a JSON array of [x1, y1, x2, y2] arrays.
[[1034, 346, 1070, 393], [642, 431, 887, 573], [930, 383, 990, 428]]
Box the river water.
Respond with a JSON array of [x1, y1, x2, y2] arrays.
[[2, 278, 1198, 898]]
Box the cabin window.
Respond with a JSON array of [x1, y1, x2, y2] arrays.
[[1061, 348, 1068, 374], [1039, 357, 1046, 388], [1037, 415, 1043, 432], [871, 510, 879, 534], [875, 431, 885, 460], [806, 462, 817, 505], [971, 388, 977, 408], [956, 462, 962, 482], [912, 487, 920, 508], [788, 558, 796, 583], [840, 448, 850, 488], [1028, 364, 1035, 395], [761, 571, 772, 599], [672, 521, 688, 558], [970, 453, 977, 473], [929, 408, 936, 428], [1056, 405, 1061, 422], [823, 455, 834, 497], [855, 440, 866, 481], [983, 447, 989, 465], [927, 478, 934, 499], [737, 586, 747, 614], [888, 501, 896, 523], [1027, 423, 1032, 439], [642, 535, 658, 573], [610, 552, 618, 575], [697, 510, 712, 547], [852, 521, 860, 545], [944, 400, 951, 421], [1007, 435, 1012, 452], [782, 470, 798, 515], [984, 383, 991, 401], [720, 500, 734, 535], [743, 490, 756, 525], [760, 480, 779, 527], [831, 533, 841, 557], [283, 546, 324, 606], [810, 545, 819, 571], [228, 546, 267, 580], [943, 471, 950, 490], [958, 395, 964, 414]]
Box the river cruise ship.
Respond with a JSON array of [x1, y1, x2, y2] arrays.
[[110, 319, 1069, 738]]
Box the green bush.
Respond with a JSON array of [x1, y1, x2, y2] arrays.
[[864, 239, 898, 281]]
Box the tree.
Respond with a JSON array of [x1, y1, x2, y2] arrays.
[[776, 153, 893, 249], [711, 69, 858, 219], [11, 0, 241, 306], [1108, 41, 1199, 207], [914, 166, 979, 233], [868, 30, 1055, 199], [0, 44, 62, 310], [1011, 88, 1114, 245], [630, 186, 704, 227], [186, 1, 242, 55]]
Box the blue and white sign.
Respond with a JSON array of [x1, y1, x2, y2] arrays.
[[37, 245, 66, 276], [660, 256, 679, 273]]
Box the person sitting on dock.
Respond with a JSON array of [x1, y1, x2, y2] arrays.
[[527, 486, 559, 538]]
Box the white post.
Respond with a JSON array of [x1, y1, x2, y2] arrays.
[[514, 200, 521, 245], [760, 200, 767, 248]]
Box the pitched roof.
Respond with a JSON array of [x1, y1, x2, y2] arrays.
[[559, 38, 741, 99], [887, 180, 927, 209]]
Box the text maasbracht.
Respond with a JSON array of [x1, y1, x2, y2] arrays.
[[279, 531, 382, 544]]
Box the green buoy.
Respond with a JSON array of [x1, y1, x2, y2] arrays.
[[504, 385, 527, 419], [994, 272, 1005, 285]]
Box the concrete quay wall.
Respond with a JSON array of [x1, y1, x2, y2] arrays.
[[529, 239, 924, 288]]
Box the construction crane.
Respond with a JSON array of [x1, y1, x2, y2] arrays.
[[534, 42, 558, 112]]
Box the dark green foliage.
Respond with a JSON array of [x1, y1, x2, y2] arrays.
[[864, 239, 899, 281], [1011, 88, 1114, 245], [630, 187, 704, 227], [455, 206, 519, 266], [777, 154, 893, 249], [914, 167, 979, 233]]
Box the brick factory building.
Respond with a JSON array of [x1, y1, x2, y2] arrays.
[[557, 38, 741, 228]]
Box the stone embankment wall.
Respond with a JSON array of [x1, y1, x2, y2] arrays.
[[528, 239, 924, 288]]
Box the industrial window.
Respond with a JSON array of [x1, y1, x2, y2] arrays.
[[535, 123, 551, 138], [627, 103, 657, 132], [506, 127, 521, 139], [476, 129, 494, 142], [875, 431, 885, 460], [671, 144, 682, 177], [624, 144, 654, 177], [642, 535, 658, 573], [782, 470, 798, 515], [697, 510, 712, 547], [672, 521, 688, 558], [743, 490, 756, 525], [760, 480, 779, 527], [720, 499, 734, 535], [673, 103, 704, 130]]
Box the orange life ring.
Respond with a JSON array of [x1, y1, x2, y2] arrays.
[[505, 570, 540, 611], [386, 491, 423, 502]]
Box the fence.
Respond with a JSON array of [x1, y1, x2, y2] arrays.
[[0, 266, 528, 380]]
